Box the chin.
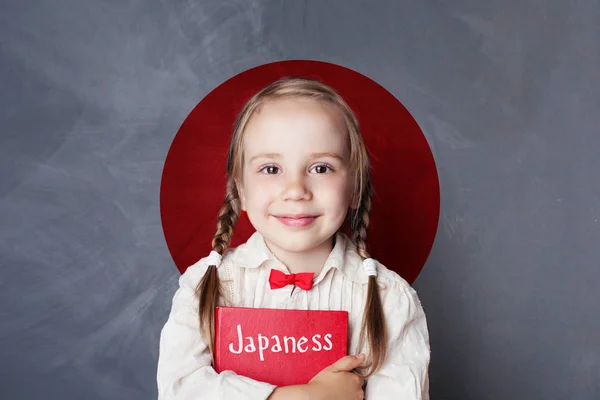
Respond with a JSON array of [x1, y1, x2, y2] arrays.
[[264, 230, 333, 254], [249, 214, 342, 251]]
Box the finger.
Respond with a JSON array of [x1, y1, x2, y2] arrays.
[[330, 354, 365, 372], [353, 371, 365, 388], [330, 355, 362, 372]]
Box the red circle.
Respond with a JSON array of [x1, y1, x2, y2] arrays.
[[160, 60, 439, 284]]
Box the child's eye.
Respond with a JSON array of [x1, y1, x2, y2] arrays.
[[260, 165, 280, 175], [310, 165, 332, 174]]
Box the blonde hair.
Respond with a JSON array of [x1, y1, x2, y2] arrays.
[[196, 77, 387, 376]]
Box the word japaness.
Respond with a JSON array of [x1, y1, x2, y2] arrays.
[[228, 324, 334, 361]]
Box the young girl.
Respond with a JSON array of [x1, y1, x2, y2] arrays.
[[157, 77, 430, 399]]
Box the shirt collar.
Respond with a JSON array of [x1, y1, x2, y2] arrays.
[[231, 230, 370, 284]]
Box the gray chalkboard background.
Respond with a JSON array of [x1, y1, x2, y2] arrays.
[[1, 1, 599, 399]]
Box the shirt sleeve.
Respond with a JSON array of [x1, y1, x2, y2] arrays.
[[156, 260, 277, 400], [364, 281, 431, 400]]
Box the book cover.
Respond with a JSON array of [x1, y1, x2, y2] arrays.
[[214, 306, 348, 387]]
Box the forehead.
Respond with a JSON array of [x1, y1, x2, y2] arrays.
[[242, 97, 348, 157]]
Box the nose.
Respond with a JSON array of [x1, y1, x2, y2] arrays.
[[281, 173, 312, 201]]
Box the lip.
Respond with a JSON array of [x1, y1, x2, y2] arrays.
[[274, 214, 319, 228]]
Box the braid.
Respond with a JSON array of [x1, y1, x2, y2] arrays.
[[212, 179, 241, 253], [352, 180, 388, 377], [351, 180, 374, 259], [197, 178, 241, 361]]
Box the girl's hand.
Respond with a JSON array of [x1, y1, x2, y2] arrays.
[[306, 354, 366, 400]]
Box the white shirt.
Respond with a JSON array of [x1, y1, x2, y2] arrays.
[[157, 231, 430, 399]]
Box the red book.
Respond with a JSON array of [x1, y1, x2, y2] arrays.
[[214, 306, 348, 386]]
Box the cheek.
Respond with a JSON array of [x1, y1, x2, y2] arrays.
[[319, 176, 353, 207], [242, 175, 278, 205]]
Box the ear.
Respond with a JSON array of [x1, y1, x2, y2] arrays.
[[235, 179, 247, 211]]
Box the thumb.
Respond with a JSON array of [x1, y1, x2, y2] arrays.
[[330, 354, 365, 372]]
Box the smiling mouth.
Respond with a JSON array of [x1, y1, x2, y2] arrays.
[[274, 215, 319, 228]]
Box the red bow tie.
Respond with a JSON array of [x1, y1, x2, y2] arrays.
[[268, 269, 315, 291]]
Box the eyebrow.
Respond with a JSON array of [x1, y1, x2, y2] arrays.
[[311, 152, 344, 161], [249, 152, 345, 163], [249, 153, 281, 163]]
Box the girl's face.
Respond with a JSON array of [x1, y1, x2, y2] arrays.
[[237, 97, 354, 258]]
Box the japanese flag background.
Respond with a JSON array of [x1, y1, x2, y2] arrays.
[[1, 1, 599, 399]]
